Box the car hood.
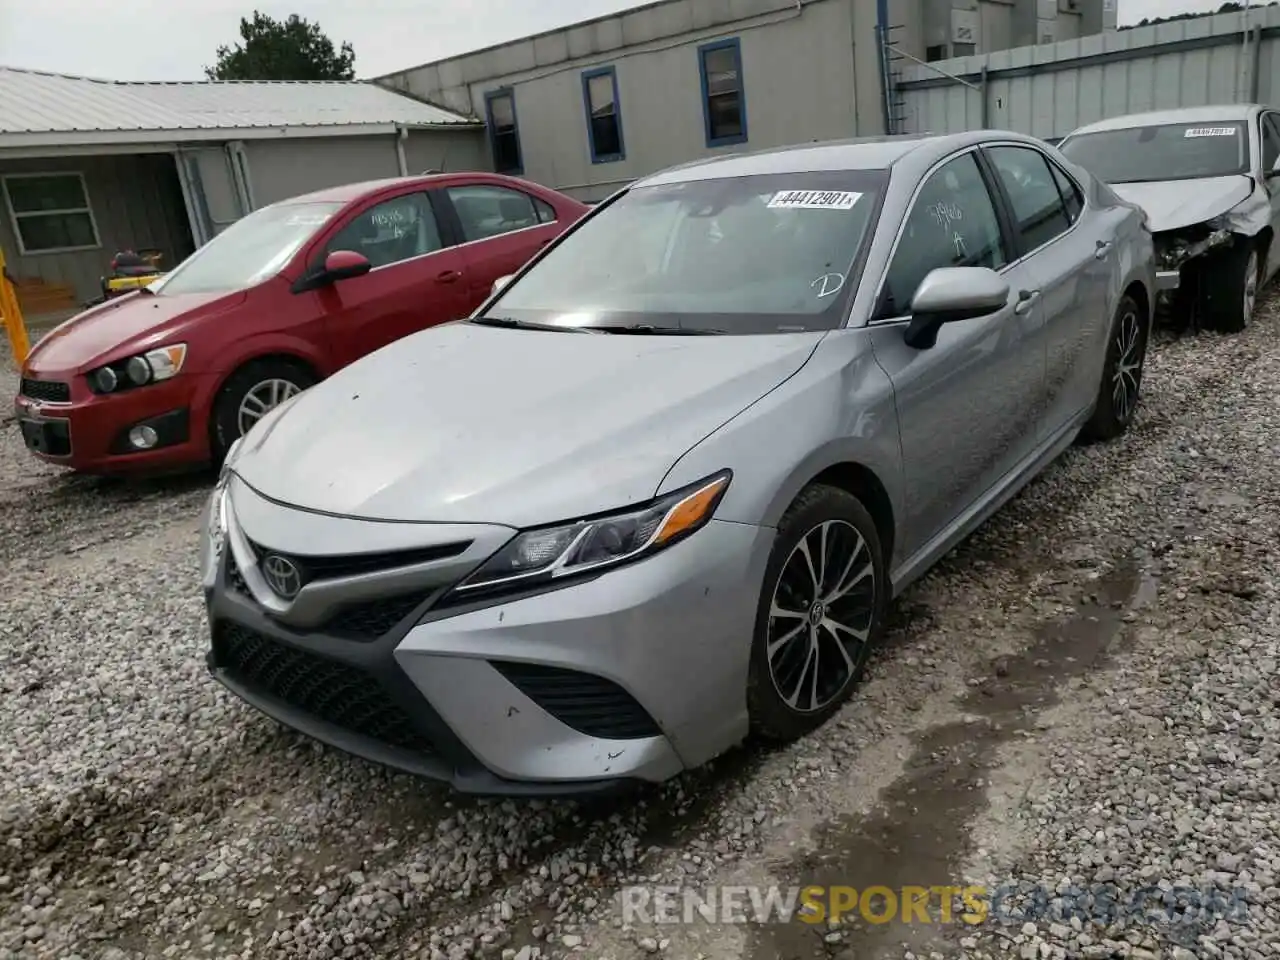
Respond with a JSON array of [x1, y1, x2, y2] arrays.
[[1110, 175, 1253, 233], [24, 289, 247, 375], [233, 321, 824, 527]]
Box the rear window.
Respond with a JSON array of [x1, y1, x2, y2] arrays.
[[1060, 121, 1249, 184]]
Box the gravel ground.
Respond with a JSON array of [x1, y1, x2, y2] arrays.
[[0, 297, 1277, 960]]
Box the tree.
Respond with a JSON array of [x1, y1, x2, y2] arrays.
[[1126, 1, 1278, 29], [205, 11, 356, 81]]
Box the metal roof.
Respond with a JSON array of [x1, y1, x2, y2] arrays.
[[0, 66, 479, 149]]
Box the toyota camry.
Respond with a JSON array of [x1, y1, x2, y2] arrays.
[[200, 131, 1155, 794]]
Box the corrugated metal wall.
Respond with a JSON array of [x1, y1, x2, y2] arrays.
[[897, 6, 1280, 140]]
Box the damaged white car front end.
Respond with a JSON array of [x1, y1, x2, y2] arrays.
[[1060, 106, 1279, 333]]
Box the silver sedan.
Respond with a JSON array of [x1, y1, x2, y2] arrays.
[[199, 130, 1155, 795]]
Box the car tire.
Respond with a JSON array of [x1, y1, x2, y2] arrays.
[[1200, 240, 1259, 334], [1079, 294, 1148, 445], [210, 358, 317, 464], [747, 484, 887, 742]]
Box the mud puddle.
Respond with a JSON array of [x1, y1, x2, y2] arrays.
[[747, 556, 1156, 960]]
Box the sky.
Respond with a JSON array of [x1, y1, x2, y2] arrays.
[[0, 0, 1232, 83]]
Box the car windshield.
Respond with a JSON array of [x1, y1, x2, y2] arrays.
[[1060, 121, 1250, 183], [152, 201, 344, 296], [482, 171, 886, 333]]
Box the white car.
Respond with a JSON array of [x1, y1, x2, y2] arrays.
[[1060, 104, 1280, 332]]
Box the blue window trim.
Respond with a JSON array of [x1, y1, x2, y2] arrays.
[[484, 87, 524, 175], [581, 65, 626, 164], [697, 37, 748, 148]]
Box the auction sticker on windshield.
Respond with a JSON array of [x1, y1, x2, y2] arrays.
[[1184, 127, 1237, 138], [768, 190, 863, 211]]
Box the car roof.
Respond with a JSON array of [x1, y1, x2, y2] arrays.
[[277, 172, 527, 206], [636, 130, 1053, 186], [1067, 104, 1264, 137]]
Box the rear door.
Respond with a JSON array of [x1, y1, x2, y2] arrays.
[[983, 143, 1115, 438], [309, 190, 470, 370], [435, 182, 563, 313]]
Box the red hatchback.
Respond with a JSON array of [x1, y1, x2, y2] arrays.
[[14, 172, 588, 474]]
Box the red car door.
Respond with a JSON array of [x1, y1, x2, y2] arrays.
[[436, 182, 565, 314], [306, 190, 470, 370]]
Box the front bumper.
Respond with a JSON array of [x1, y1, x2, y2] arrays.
[[202, 477, 772, 794], [13, 370, 212, 472]]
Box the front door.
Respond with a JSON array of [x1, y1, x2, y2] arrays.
[[983, 143, 1115, 437], [311, 190, 470, 370], [866, 149, 1047, 561], [1259, 113, 1280, 282], [437, 183, 562, 313]]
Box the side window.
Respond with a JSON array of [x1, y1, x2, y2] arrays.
[[533, 197, 558, 224], [1048, 161, 1084, 224], [987, 146, 1073, 251], [325, 193, 441, 269], [1262, 114, 1280, 172], [882, 152, 1009, 316], [447, 185, 541, 242], [485, 89, 523, 175]]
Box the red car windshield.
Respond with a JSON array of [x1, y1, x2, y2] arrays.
[[153, 201, 344, 296]]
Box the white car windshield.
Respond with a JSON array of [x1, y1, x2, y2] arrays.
[[1060, 121, 1250, 184], [484, 172, 886, 333], [153, 201, 344, 296]]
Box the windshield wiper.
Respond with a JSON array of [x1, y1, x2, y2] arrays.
[[468, 316, 598, 333], [591, 324, 724, 336]]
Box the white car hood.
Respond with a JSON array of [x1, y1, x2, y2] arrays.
[[1110, 176, 1253, 233]]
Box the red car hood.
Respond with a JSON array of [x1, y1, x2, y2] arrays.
[[25, 289, 247, 375]]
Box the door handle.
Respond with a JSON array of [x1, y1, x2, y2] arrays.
[[1095, 239, 1114, 260], [435, 269, 462, 284], [1014, 289, 1041, 315]]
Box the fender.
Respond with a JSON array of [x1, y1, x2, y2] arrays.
[[187, 331, 332, 442]]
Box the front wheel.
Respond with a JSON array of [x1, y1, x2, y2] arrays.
[[1079, 294, 1148, 444], [1200, 241, 1259, 334], [747, 484, 887, 742], [210, 358, 317, 464]]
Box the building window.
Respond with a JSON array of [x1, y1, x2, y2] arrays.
[[582, 66, 625, 164], [698, 38, 747, 148], [485, 89, 523, 175], [2, 173, 100, 254], [925, 45, 947, 61]]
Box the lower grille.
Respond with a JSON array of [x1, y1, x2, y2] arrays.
[[491, 661, 662, 740], [213, 622, 435, 755], [20, 378, 71, 403]]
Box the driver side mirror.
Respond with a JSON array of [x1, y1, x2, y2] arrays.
[[291, 249, 372, 294], [903, 267, 1010, 350], [491, 274, 514, 296]]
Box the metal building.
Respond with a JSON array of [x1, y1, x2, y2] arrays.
[[375, 0, 1117, 202], [0, 68, 485, 316]]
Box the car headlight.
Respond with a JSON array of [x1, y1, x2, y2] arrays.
[[453, 470, 732, 597], [88, 343, 187, 394]]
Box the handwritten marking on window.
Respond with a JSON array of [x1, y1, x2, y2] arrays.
[[811, 272, 846, 298]]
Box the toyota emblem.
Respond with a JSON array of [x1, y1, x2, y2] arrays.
[[262, 554, 303, 600]]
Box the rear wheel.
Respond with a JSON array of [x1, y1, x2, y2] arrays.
[[1079, 294, 1148, 444], [1200, 241, 1259, 334], [210, 358, 317, 464], [747, 484, 887, 741]]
